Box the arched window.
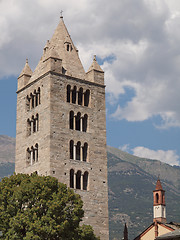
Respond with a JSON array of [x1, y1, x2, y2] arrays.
[[26, 88, 40, 112], [30, 93, 34, 109], [156, 193, 159, 203], [70, 140, 74, 159], [32, 115, 36, 133], [76, 170, 81, 189], [31, 146, 35, 164], [84, 89, 90, 107], [26, 148, 31, 163], [34, 90, 38, 107], [83, 171, 88, 190], [83, 143, 88, 162], [67, 85, 71, 102], [69, 111, 74, 130], [38, 87, 41, 105], [76, 141, 81, 160], [78, 88, 83, 105], [72, 86, 77, 104], [70, 169, 74, 188], [35, 143, 38, 162], [76, 112, 81, 131], [83, 114, 88, 132]]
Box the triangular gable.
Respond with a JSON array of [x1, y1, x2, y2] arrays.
[[134, 222, 175, 240]]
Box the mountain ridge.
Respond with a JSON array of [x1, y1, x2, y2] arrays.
[[0, 135, 179, 239], [0, 135, 15, 164], [107, 145, 180, 190]]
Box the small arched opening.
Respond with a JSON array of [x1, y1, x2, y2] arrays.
[[26, 148, 31, 164], [78, 88, 83, 105], [76, 141, 81, 160], [31, 146, 35, 164], [67, 85, 71, 103], [83, 142, 88, 162], [38, 87, 41, 105], [156, 193, 159, 204], [69, 111, 74, 130], [70, 169, 74, 188], [83, 114, 88, 132], [35, 143, 38, 162], [76, 112, 81, 131], [34, 90, 38, 107], [76, 170, 81, 189], [72, 86, 77, 104], [30, 93, 34, 109], [32, 115, 35, 133], [70, 140, 74, 159], [84, 89, 90, 107], [83, 171, 89, 190]]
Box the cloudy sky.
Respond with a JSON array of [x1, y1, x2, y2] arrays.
[[1, 0, 180, 166]]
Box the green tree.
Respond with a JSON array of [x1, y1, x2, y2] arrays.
[[0, 173, 99, 240]]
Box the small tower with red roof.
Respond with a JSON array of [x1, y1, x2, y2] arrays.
[[153, 178, 166, 223]]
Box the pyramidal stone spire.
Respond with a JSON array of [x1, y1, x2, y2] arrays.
[[30, 17, 86, 81], [17, 59, 33, 90], [87, 55, 103, 72], [86, 55, 104, 84], [18, 59, 33, 78]]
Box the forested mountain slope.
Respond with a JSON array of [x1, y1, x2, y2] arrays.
[[0, 136, 179, 239]]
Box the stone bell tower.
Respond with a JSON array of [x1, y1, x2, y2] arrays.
[[15, 16, 109, 239], [153, 179, 166, 223]]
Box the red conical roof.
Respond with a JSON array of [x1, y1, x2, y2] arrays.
[[155, 179, 163, 190]]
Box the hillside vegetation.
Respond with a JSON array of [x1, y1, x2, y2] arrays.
[[0, 136, 179, 240]]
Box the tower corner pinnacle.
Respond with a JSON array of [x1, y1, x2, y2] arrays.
[[86, 55, 104, 84], [17, 58, 33, 90]]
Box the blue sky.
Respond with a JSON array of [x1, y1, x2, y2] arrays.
[[1, 0, 180, 166]]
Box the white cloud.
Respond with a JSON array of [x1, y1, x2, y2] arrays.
[[1, 0, 180, 128], [119, 144, 130, 152], [132, 146, 179, 166]]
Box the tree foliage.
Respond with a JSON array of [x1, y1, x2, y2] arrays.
[[0, 173, 99, 240]]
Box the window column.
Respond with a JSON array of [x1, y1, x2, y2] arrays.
[[80, 146, 83, 161], [80, 117, 83, 132], [30, 149, 33, 165], [81, 174, 83, 190], [73, 115, 76, 130], [31, 120, 34, 134], [73, 144, 76, 160], [83, 92, 85, 106], [70, 90, 72, 103], [74, 173, 76, 189], [35, 116, 39, 132]]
